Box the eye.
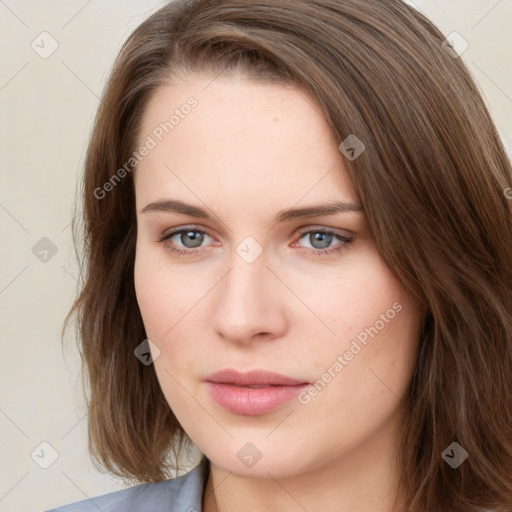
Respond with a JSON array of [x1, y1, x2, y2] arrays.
[[158, 226, 215, 256], [293, 228, 353, 256], [157, 226, 353, 257]]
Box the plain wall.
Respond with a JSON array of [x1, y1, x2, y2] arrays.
[[1, 1, 511, 511]]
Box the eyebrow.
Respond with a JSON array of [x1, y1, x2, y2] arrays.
[[141, 199, 363, 222]]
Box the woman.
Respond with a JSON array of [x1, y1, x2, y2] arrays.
[[48, 0, 512, 510]]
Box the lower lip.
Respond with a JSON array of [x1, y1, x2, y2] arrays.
[[205, 382, 310, 415]]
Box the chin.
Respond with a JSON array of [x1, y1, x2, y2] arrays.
[[201, 441, 319, 480]]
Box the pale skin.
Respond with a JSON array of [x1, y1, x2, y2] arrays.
[[133, 71, 424, 512]]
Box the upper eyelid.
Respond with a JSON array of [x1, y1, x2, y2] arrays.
[[295, 226, 350, 236], [164, 225, 349, 239]]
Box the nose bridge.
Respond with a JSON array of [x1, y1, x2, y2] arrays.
[[212, 248, 285, 342]]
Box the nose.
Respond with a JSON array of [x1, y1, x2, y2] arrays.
[[211, 251, 288, 345]]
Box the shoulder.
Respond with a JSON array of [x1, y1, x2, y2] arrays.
[[43, 457, 209, 512]]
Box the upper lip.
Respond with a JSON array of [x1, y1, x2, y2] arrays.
[[205, 369, 309, 386]]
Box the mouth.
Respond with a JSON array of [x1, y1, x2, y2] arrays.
[[204, 368, 310, 415], [204, 368, 309, 387], [235, 384, 278, 389]]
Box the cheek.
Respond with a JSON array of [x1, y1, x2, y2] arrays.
[[134, 252, 165, 340], [300, 252, 421, 411], [133, 245, 219, 392], [134, 247, 208, 427], [134, 245, 199, 341], [295, 247, 415, 343]]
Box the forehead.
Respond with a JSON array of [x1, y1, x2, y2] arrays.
[[134, 73, 359, 208]]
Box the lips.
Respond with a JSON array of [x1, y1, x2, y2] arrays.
[[204, 368, 309, 387], [204, 369, 310, 415]]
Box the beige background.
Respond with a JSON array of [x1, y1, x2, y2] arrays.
[[0, 1, 511, 511]]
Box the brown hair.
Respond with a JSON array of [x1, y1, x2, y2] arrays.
[[64, 0, 512, 510]]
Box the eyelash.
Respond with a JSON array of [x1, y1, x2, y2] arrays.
[[157, 225, 353, 257]]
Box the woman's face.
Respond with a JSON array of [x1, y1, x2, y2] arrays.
[[133, 72, 423, 478]]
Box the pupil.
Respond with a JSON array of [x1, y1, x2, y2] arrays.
[[311, 232, 332, 249], [182, 231, 203, 248]]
